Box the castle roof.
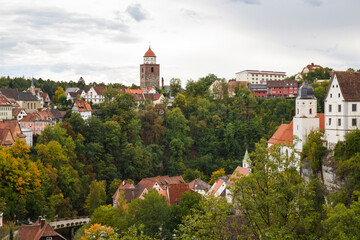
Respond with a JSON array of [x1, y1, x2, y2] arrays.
[[144, 47, 156, 57]]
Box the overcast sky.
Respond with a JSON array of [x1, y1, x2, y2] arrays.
[[1, 0, 360, 86]]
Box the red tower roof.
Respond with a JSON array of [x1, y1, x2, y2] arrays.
[[144, 47, 156, 57]]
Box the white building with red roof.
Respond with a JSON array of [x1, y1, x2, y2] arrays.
[[85, 86, 107, 104], [72, 100, 92, 119]]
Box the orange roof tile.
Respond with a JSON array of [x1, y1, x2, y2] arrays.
[[144, 47, 156, 57], [75, 101, 92, 112], [267, 121, 294, 145], [168, 183, 194, 205], [228, 166, 250, 186]]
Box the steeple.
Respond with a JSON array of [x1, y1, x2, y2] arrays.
[[143, 47, 156, 64], [30, 78, 35, 95], [242, 149, 251, 169]]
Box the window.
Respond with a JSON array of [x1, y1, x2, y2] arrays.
[[352, 104, 357, 112], [338, 105, 341, 112], [35, 128, 37, 131], [29, 123, 32, 127], [297, 109, 299, 114], [338, 93, 340, 97], [330, 94, 332, 98], [46, 237, 52, 240], [329, 118, 332, 125], [338, 119, 341, 126], [352, 118, 357, 126], [309, 108, 312, 114], [151, 67, 154, 73], [329, 104, 332, 112]]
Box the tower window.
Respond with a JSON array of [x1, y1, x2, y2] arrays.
[[142, 68, 144, 72], [329, 104, 332, 112], [151, 67, 154, 73], [309, 108, 312, 114], [338, 105, 341, 112], [338, 119, 341, 126], [329, 118, 331, 125]]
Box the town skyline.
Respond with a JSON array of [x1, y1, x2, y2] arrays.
[[1, 0, 360, 86]]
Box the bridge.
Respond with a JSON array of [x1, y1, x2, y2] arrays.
[[49, 216, 90, 230]]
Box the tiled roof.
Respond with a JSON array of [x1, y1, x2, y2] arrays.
[[74, 101, 92, 112], [50, 109, 63, 120], [143, 93, 162, 101], [267, 80, 298, 88], [334, 71, 360, 101], [228, 166, 250, 186], [0, 95, 12, 106], [209, 179, 225, 195], [112, 181, 135, 200], [144, 47, 156, 57], [0, 89, 19, 99], [18, 221, 66, 240], [137, 176, 185, 191], [267, 120, 294, 145], [168, 183, 193, 205], [0, 129, 13, 146], [15, 92, 38, 101], [65, 87, 80, 94], [0, 120, 26, 138], [12, 108, 25, 116], [189, 178, 210, 191], [93, 86, 107, 95]]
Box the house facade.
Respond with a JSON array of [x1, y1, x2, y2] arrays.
[[0, 95, 13, 120], [0, 120, 27, 147], [72, 101, 92, 119], [85, 86, 107, 104], [324, 71, 360, 147], [20, 110, 57, 135], [236, 70, 286, 85], [267, 80, 298, 98]]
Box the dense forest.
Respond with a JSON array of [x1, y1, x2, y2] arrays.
[[3, 72, 359, 239]]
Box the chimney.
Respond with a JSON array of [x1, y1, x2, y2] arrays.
[[41, 219, 45, 228], [162, 77, 164, 88], [38, 216, 42, 223]]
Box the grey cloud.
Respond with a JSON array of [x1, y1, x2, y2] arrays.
[[2, 7, 129, 34], [231, 0, 261, 5], [126, 4, 147, 22], [303, 0, 323, 6]]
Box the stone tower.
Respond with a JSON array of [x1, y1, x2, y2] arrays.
[[293, 81, 319, 151], [140, 47, 160, 89]]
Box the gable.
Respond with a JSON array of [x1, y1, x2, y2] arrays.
[[329, 71, 360, 101]]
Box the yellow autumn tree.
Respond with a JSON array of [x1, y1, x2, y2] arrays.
[[209, 168, 226, 185], [81, 223, 118, 240]]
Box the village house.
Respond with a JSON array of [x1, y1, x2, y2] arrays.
[[27, 79, 51, 107], [72, 100, 92, 119], [266, 80, 299, 98], [85, 86, 107, 104], [209, 80, 247, 99], [236, 70, 287, 84], [66, 88, 86, 102], [12, 108, 27, 121], [324, 71, 360, 147], [0, 120, 26, 147], [207, 166, 250, 202], [18, 217, 66, 240], [20, 109, 57, 136], [14, 92, 40, 113], [188, 178, 210, 195], [0, 94, 14, 120], [112, 176, 192, 206]]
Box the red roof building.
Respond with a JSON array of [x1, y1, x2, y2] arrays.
[[18, 218, 66, 240]]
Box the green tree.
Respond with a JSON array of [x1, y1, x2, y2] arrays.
[[177, 196, 232, 240], [85, 180, 107, 214], [128, 189, 171, 239], [302, 130, 327, 173], [170, 78, 182, 97], [232, 139, 321, 239]]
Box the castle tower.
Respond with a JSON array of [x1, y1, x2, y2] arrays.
[[293, 81, 319, 151], [140, 47, 160, 89]]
